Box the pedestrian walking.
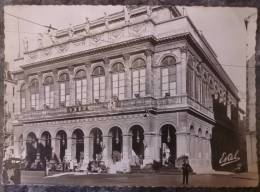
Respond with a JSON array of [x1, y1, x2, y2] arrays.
[[181, 159, 192, 185]]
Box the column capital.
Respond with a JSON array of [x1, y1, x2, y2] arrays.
[[144, 49, 154, 57], [37, 71, 43, 78], [52, 69, 58, 79], [180, 46, 187, 53], [102, 57, 110, 65], [68, 65, 74, 75], [85, 62, 91, 68], [123, 53, 130, 61]]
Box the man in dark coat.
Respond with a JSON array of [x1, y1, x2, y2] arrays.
[[182, 159, 192, 185]]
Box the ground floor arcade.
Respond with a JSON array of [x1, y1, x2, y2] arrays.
[[14, 112, 213, 172]]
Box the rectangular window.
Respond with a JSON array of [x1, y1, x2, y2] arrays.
[[93, 77, 105, 102], [45, 86, 54, 108], [13, 103, 15, 113], [132, 69, 146, 98], [60, 83, 65, 103], [13, 87, 15, 96], [21, 98, 26, 110], [112, 73, 125, 100]]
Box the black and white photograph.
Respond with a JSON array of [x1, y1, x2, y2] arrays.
[[2, 4, 258, 187]]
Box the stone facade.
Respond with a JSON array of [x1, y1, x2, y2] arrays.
[[12, 6, 239, 173]]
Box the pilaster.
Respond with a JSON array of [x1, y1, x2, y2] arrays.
[[24, 76, 31, 111], [85, 63, 92, 104], [103, 58, 111, 102], [176, 130, 189, 158], [38, 72, 44, 109], [123, 54, 131, 99], [68, 65, 75, 106], [180, 46, 187, 95], [52, 69, 59, 108], [145, 50, 153, 96]]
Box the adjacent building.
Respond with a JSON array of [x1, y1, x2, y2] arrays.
[[4, 62, 17, 160], [12, 6, 240, 172]]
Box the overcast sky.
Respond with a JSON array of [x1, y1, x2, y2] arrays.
[[3, 6, 257, 110]]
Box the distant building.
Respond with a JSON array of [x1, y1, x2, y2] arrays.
[[246, 54, 257, 172], [12, 6, 240, 172], [4, 62, 17, 160]]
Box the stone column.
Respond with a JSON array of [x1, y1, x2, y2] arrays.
[[68, 66, 75, 106], [85, 63, 92, 104], [83, 136, 89, 164], [143, 132, 154, 165], [154, 133, 161, 162], [122, 134, 130, 172], [176, 131, 189, 158], [102, 135, 109, 165], [123, 54, 131, 99], [52, 69, 59, 108], [38, 72, 44, 109], [145, 50, 153, 96], [65, 137, 72, 161], [189, 133, 196, 159], [103, 58, 111, 102]]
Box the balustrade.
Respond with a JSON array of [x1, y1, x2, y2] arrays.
[[17, 95, 213, 121]]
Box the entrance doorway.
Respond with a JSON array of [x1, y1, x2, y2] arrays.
[[160, 124, 176, 167], [108, 127, 122, 162], [72, 129, 84, 163], [40, 131, 52, 162], [56, 130, 67, 162], [130, 125, 145, 161], [26, 132, 37, 167], [89, 128, 103, 161]]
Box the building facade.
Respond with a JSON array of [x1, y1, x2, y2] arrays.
[[4, 62, 17, 160], [12, 6, 239, 172]]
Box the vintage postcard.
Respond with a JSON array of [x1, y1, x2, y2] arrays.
[[2, 5, 258, 187]]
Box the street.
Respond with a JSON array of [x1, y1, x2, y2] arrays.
[[20, 171, 258, 187]]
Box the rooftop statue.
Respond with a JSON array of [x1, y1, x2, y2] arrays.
[[85, 17, 90, 34], [147, 6, 152, 18], [124, 6, 130, 24], [68, 23, 74, 39], [37, 33, 43, 49], [104, 12, 109, 30], [23, 37, 29, 52]]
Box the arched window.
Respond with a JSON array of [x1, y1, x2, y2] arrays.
[[20, 84, 26, 111], [132, 58, 146, 98], [93, 66, 105, 102], [30, 79, 40, 110], [44, 76, 54, 108], [161, 56, 177, 97], [75, 70, 87, 105], [59, 73, 70, 107], [111, 63, 125, 100]]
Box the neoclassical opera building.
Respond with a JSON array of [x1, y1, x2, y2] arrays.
[[12, 6, 240, 172]]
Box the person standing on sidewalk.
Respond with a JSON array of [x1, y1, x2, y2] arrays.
[[182, 159, 192, 185]]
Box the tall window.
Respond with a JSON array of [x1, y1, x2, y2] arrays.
[[59, 73, 70, 107], [132, 58, 146, 98], [93, 66, 105, 102], [75, 70, 87, 105], [111, 63, 125, 100], [20, 84, 26, 111], [161, 56, 177, 97], [30, 79, 40, 110], [44, 76, 54, 108]]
